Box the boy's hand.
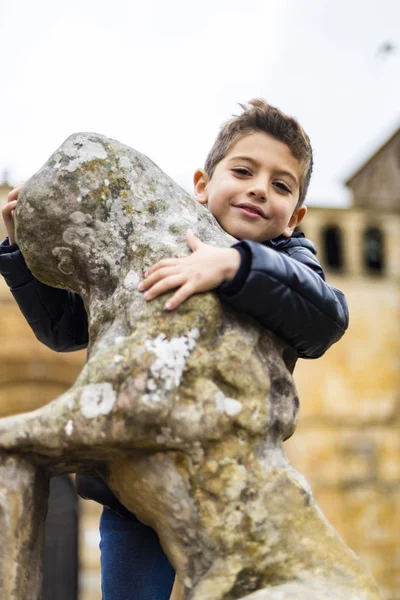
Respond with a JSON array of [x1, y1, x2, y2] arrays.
[[139, 229, 241, 311], [1, 184, 23, 245]]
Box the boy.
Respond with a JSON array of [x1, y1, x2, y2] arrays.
[[0, 99, 348, 600]]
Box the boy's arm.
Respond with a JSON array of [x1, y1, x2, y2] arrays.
[[218, 240, 348, 359], [0, 239, 88, 352]]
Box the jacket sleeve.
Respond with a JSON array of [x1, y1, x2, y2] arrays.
[[0, 239, 88, 352], [218, 240, 348, 359]]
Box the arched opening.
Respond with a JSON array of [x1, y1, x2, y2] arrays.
[[322, 226, 344, 271], [42, 476, 79, 600], [364, 227, 384, 274]]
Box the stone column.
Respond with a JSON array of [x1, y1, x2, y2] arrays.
[[0, 455, 49, 600], [341, 210, 365, 276], [383, 213, 400, 278]]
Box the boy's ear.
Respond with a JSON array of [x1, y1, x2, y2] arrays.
[[282, 205, 307, 238], [193, 169, 209, 205]]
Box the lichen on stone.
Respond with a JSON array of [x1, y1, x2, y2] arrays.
[[144, 328, 199, 392], [80, 383, 117, 419]]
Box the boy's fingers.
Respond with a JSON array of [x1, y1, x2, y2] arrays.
[[143, 274, 185, 301], [1, 204, 17, 229], [139, 267, 178, 291], [7, 184, 23, 202], [164, 282, 195, 311], [2, 200, 17, 217], [145, 258, 177, 278], [186, 229, 203, 252]]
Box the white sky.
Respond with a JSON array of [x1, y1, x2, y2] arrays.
[[1, 0, 399, 206]]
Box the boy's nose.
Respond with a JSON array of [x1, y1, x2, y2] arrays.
[[247, 182, 267, 202]]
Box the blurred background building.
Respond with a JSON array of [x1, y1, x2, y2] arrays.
[[286, 126, 400, 600], [0, 126, 399, 599]]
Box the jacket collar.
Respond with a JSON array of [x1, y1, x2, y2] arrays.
[[264, 231, 317, 255]]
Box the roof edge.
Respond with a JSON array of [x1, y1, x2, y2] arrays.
[[344, 124, 400, 187]]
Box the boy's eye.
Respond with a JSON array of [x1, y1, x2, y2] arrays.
[[274, 181, 291, 194], [232, 167, 252, 176]]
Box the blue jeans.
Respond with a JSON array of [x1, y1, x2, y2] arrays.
[[99, 506, 175, 600]]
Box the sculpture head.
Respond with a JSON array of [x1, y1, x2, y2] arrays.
[[15, 133, 231, 302]]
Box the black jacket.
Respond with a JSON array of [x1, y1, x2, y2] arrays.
[[0, 233, 348, 358], [0, 232, 348, 508]]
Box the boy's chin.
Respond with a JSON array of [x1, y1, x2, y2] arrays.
[[228, 225, 279, 243], [217, 216, 284, 242]]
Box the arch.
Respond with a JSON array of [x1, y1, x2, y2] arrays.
[[363, 227, 384, 274], [322, 225, 344, 271]]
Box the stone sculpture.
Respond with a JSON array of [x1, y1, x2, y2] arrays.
[[0, 133, 381, 599]]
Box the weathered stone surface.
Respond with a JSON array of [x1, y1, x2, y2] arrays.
[[0, 455, 48, 599], [0, 133, 381, 599]]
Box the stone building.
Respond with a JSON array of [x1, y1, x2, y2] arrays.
[[286, 126, 400, 600], [0, 127, 398, 599]]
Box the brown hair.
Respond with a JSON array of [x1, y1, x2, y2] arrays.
[[204, 99, 313, 207]]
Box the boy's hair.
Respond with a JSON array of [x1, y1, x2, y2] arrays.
[[204, 99, 313, 208]]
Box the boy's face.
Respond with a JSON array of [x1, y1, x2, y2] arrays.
[[194, 132, 306, 242]]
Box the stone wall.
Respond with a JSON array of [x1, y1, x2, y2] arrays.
[[293, 206, 400, 599], [286, 269, 400, 599]]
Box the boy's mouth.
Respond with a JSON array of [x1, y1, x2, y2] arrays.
[[235, 203, 266, 219]]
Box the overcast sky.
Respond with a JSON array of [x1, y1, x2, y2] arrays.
[[1, 0, 399, 206]]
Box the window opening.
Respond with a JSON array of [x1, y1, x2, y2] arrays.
[[364, 227, 384, 274], [323, 226, 344, 270]]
